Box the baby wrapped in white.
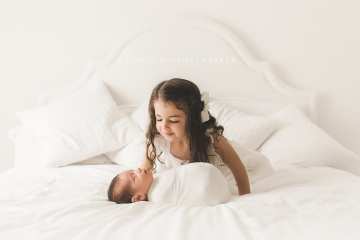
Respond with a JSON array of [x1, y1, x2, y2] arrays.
[[148, 162, 231, 206]]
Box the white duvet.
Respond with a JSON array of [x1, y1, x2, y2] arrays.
[[1, 164, 360, 240]]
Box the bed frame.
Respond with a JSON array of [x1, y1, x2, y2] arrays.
[[86, 15, 318, 122]]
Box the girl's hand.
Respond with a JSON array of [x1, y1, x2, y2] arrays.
[[213, 135, 233, 159]]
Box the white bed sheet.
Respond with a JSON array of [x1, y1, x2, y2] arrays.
[[1, 164, 359, 240]]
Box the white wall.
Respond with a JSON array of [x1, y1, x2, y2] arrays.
[[1, 0, 360, 173]]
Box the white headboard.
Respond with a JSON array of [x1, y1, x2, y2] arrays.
[[90, 15, 318, 122]]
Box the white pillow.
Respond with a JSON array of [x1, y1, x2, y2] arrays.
[[72, 155, 113, 165], [230, 141, 275, 183], [15, 79, 126, 167], [106, 137, 146, 168], [112, 116, 144, 145], [8, 126, 113, 168], [209, 101, 279, 150], [130, 101, 149, 131], [259, 106, 360, 175], [130, 100, 279, 150]]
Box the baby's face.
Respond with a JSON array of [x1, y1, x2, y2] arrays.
[[118, 168, 154, 196]]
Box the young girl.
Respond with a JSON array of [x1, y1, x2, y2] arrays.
[[140, 78, 250, 195]]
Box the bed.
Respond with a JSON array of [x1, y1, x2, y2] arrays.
[[2, 15, 360, 240]]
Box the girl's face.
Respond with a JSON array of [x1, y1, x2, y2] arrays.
[[153, 99, 187, 143]]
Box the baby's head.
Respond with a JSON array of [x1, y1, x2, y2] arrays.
[[108, 168, 153, 204]]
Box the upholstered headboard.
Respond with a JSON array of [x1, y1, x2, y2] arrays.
[[88, 15, 318, 122]]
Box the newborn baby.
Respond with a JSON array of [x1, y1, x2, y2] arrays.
[[107, 162, 231, 206]]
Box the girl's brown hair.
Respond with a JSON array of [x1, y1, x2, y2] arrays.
[[145, 78, 223, 169]]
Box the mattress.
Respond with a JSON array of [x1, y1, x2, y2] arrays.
[[1, 164, 359, 240]]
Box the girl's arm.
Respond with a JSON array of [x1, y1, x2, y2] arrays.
[[213, 135, 251, 195]]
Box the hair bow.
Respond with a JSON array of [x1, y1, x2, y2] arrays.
[[200, 92, 210, 123]]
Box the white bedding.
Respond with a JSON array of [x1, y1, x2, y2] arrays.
[[1, 164, 359, 240]]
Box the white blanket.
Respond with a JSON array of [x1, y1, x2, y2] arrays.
[[148, 162, 231, 206], [1, 164, 360, 240]]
